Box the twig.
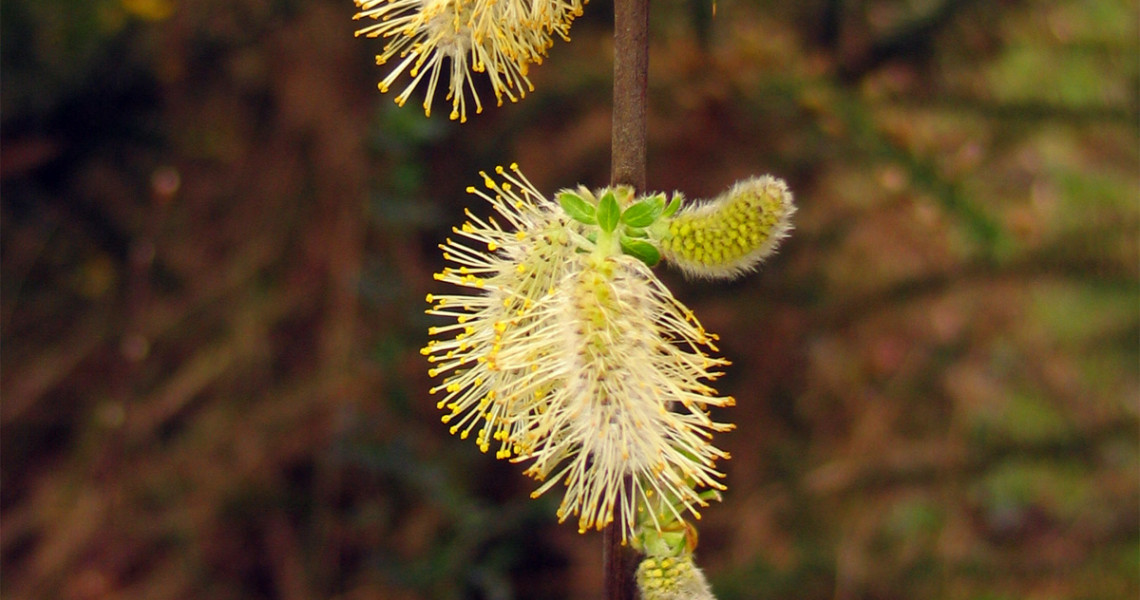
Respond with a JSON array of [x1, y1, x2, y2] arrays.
[[612, 0, 649, 192], [606, 0, 650, 596]]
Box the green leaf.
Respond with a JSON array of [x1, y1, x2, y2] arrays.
[[640, 528, 688, 558], [662, 194, 682, 217], [621, 195, 665, 227], [620, 236, 661, 266], [559, 191, 596, 224], [697, 489, 722, 503], [597, 190, 620, 233]]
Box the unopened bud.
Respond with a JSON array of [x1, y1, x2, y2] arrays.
[[636, 555, 716, 600], [655, 175, 795, 280]]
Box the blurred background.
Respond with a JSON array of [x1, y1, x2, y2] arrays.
[[2, 0, 1137, 599]]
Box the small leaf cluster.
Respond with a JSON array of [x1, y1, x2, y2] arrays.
[[632, 479, 720, 558], [558, 188, 681, 266]]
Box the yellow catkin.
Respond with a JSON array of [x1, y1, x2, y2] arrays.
[[425, 167, 737, 545], [353, 0, 587, 122]]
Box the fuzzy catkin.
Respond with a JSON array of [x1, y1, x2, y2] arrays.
[[655, 175, 795, 279]]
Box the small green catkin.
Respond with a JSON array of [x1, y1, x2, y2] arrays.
[[636, 555, 716, 600], [655, 175, 795, 280]]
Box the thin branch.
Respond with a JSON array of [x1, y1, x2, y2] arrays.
[[611, 0, 649, 191], [607, 0, 650, 597]]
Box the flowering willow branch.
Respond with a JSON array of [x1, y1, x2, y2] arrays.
[[423, 164, 794, 597], [357, 0, 800, 595], [425, 168, 736, 540]]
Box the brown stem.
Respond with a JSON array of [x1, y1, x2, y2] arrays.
[[606, 0, 650, 597], [603, 515, 639, 600], [611, 0, 650, 191]]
